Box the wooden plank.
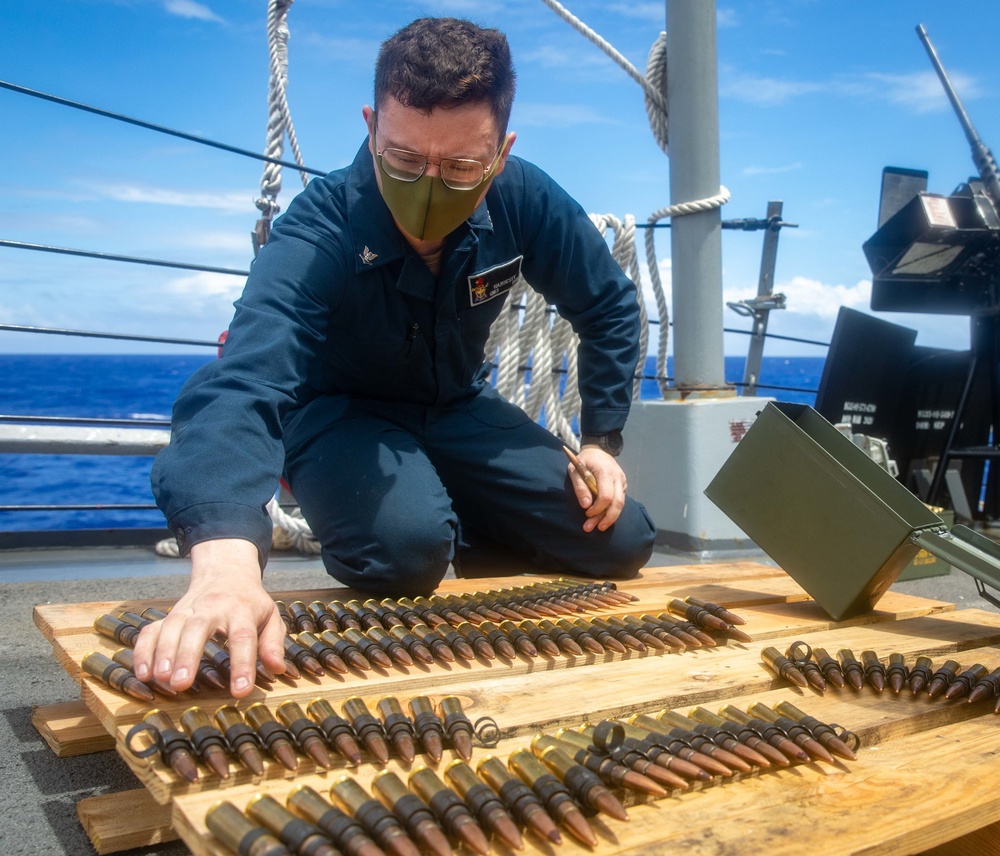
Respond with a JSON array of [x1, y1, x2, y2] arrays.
[[77, 601, 998, 733], [110, 616, 1000, 807], [36, 572, 952, 689], [32, 563, 789, 642], [33, 566, 997, 855], [923, 821, 1000, 856], [169, 711, 1000, 856], [76, 788, 175, 854], [31, 700, 114, 757], [55, 580, 956, 739]]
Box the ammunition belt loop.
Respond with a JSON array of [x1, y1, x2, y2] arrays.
[[381, 711, 414, 736], [412, 711, 444, 736], [237, 827, 274, 856], [829, 723, 861, 752], [472, 716, 500, 747], [223, 722, 263, 755], [786, 640, 813, 666], [275, 819, 321, 854], [124, 722, 161, 759], [590, 721, 625, 754]]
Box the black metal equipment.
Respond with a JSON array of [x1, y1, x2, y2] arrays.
[[861, 24, 1000, 521]]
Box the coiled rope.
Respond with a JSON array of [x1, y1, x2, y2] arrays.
[[153, 497, 319, 557]]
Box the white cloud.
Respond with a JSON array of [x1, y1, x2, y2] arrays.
[[742, 162, 804, 177], [720, 71, 827, 105], [778, 275, 872, 320], [95, 183, 256, 214], [514, 103, 617, 128], [716, 7, 739, 28], [177, 230, 253, 254], [519, 45, 617, 72], [301, 33, 380, 65], [163, 271, 244, 301], [722, 66, 982, 113], [866, 70, 981, 114], [164, 0, 225, 24], [606, 3, 666, 23]]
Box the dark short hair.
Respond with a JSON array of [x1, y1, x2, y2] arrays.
[[374, 18, 517, 138]]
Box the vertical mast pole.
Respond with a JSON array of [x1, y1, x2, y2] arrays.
[[666, 0, 726, 392]]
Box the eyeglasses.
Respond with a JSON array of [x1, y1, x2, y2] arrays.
[[375, 125, 509, 191]]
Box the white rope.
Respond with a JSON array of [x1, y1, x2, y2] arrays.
[[267, 497, 321, 554], [153, 536, 180, 558], [643, 187, 731, 394], [154, 496, 320, 558], [255, 0, 309, 223], [536, 0, 667, 121]]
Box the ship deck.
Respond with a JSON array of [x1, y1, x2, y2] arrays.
[[3, 544, 998, 855]]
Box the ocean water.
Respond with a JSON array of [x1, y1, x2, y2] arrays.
[[0, 353, 824, 531]]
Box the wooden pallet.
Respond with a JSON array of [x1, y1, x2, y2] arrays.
[[36, 562, 1000, 855]]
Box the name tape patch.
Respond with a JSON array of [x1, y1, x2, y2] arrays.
[[468, 256, 523, 307]]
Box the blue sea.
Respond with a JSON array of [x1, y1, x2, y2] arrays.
[[0, 353, 824, 531]]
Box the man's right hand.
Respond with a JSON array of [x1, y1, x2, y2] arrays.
[[132, 538, 286, 698]]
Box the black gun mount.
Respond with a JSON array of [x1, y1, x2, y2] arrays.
[[861, 24, 1000, 520]]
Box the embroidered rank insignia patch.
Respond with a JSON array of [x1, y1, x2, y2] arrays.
[[468, 256, 523, 307]]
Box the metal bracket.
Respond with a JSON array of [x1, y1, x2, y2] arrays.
[[726, 294, 787, 317], [974, 577, 1000, 610]]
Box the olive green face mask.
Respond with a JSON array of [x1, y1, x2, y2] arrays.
[[375, 158, 485, 242]]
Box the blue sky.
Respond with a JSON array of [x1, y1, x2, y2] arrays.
[[2, 0, 996, 357]]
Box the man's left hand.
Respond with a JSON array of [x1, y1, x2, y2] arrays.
[[568, 446, 627, 532]]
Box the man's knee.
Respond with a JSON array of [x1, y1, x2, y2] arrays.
[[321, 516, 455, 597], [573, 499, 656, 580]]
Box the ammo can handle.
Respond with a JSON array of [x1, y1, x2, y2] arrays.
[[912, 525, 1000, 608]]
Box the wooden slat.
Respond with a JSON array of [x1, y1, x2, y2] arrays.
[[169, 709, 1000, 856], [76, 788, 175, 854], [54, 575, 953, 737], [31, 700, 114, 757], [34, 564, 1000, 856], [923, 821, 1000, 856], [32, 563, 790, 642], [111, 611, 1000, 807]]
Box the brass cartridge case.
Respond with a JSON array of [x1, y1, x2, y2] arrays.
[[246, 703, 299, 771], [180, 706, 231, 779], [278, 700, 332, 770], [286, 784, 383, 856], [214, 705, 266, 776], [409, 765, 490, 856], [246, 793, 339, 856], [306, 698, 363, 766], [287, 600, 318, 633], [343, 696, 389, 764], [371, 770, 450, 856], [376, 696, 417, 764], [205, 801, 290, 856], [94, 613, 142, 647], [330, 775, 419, 856], [81, 650, 154, 702], [438, 696, 474, 761]]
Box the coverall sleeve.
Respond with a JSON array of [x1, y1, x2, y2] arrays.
[[150, 182, 346, 566]]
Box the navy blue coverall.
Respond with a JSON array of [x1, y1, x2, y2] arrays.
[[151, 141, 656, 596]]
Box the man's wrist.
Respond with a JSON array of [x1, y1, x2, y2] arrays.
[[580, 430, 624, 457]]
